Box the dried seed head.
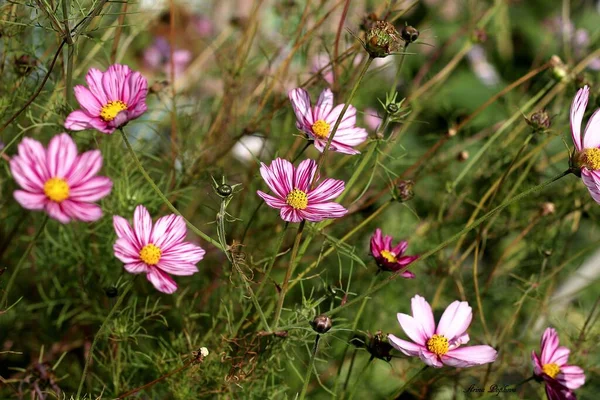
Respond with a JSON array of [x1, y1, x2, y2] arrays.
[[395, 180, 414, 202], [527, 110, 552, 132], [15, 55, 37, 76], [360, 13, 379, 33], [311, 314, 332, 334], [365, 21, 402, 58], [369, 331, 394, 361], [401, 25, 419, 44]]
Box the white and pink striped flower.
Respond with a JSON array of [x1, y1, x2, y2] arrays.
[[65, 64, 148, 134], [9, 133, 112, 223], [388, 295, 497, 368], [570, 85, 600, 203], [113, 205, 205, 294], [257, 157, 347, 223], [531, 327, 585, 400], [289, 88, 368, 155]]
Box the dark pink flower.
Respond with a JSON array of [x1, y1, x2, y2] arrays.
[[113, 205, 205, 294], [531, 327, 585, 398], [65, 64, 148, 134], [388, 295, 498, 368], [369, 228, 418, 277], [569, 86, 600, 203], [257, 157, 347, 223], [289, 88, 368, 154], [9, 133, 112, 223]]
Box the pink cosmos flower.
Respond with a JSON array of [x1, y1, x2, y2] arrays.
[[65, 64, 148, 134], [369, 228, 418, 278], [364, 107, 382, 132], [9, 133, 112, 223], [388, 295, 498, 368], [143, 37, 192, 79], [113, 205, 205, 294], [531, 327, 585, 399], [256, 157, 347, 223], [289, 88, 368, 155], [311, 53, 334, 86], [569, 85, 600, 203]]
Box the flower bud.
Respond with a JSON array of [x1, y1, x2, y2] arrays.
[[526, 110, 551, 132], [386, 103, 399, 114], [472, 28, 488, 44], [365, 21, 401, 58], [549, 55, 569, 81], [457, 151, 469, 162], [540, 202, 555, 216], [395, 180, 414, 202], [217, 183, 233, 197], [401, 25, 419, 44], [311, 314, 332, 334], [105, 286, 118, 298]]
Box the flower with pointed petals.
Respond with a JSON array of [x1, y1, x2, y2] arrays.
[[388, 295, 498, 368], [9, 133, 112, 223], [289, 88, 368, 155], [531, 327, 585, 399], [113, 205, 205, 294], [257, 157, 347, 223], [569, 85, 600, 203], [369, 229, 418, 277], [65, 64, 148, 134]]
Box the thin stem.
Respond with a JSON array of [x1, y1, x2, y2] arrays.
[[119, 129, 224, 251], [273, 220, 305, 328], [256, 223, 289, 299], [116, 358, 195, 399], [326, 170, 571, 317], [388, 43, 409, 100], [298, 334, 320, 400], [1, 216, 48, 307], [347, 357, 373, 400], [76, 279, 134, 399], [337, 140, 378, 204], [388, 365, 428, 399]]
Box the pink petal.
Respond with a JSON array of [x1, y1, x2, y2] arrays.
[[61, 200, 103, 222], [570, 86, 589, 151], [308, 178, 345, 203], [124, 71, 148, 109], [73, 85, 102, 115], [156, 261, 199, 276], [161, 242, 205, 265], [67, 150, 103, 186], [259, 158, 294, 199], [114, 237, 141, 264], [133, 205, 153, 245], [392, 240, 408, 256], [411, 295, 435, 338], [280, 206, 303, 223], [581, 170, 600, 203], [313, 88, 334, 121], [540, 328, 559, 365], [442, 345, 498, 367], [387, 334, 422, 357], [557, 365, 585, 390], [10, 158, 44, 192], [583, 108, 600, 149], [257, 191, 288, 209], [102, 64, 131, 101], [325, 104, 358, 130], [14, 190, 47, 210], [113, 215, 141, 249], [300, 202, 347, 221], [11, 138, 49, 189], [315, 139, 361, 155], [398, 270, 415, 279], [294, 159, 318, 191], [531, 350, 543, 376], [47, 133, 78, 178], [418, 348, 444, 368], [45, 202, 71, 224], [151, 214, 186, 251], [551, 346, 571, 366], [289, 88, 313, 129], [333, 127, 368, 146], [86, 68, 109, 104], [436, 300, 473, 340], [124, 262, 148, 274], [397, 312, 427, 346], [69, 176, 112, 202], [65, 110, 113, 134], [146, 267, 177, 294]]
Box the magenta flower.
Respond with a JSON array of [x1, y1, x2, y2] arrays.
[[143, 38, 192, 79], [531, 327, 585, 399], [65, 64, 148, 134], [289, 88, 368, 155], [369, 228, 418, 278], [388, 295, 498, 368], [9, 133, 112, 223], [113, 205, 205, 294], [257, 157, 347, 223], [569, 85, 600, 203]]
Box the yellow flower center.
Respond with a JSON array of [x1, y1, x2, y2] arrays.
[[43, 177, 70, 203], [542, 363, 560, 379], [139, 244, 162, 265], [311, 119, 331, 139], [380, 250, 397, 263], [286, 188, 308, 210], [100, 100, 128, 122], [426, 334, 449, 356]]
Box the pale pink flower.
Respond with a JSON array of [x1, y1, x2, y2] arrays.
[[364, 107, 382, 131], [388, 295, 498, 368], [65, 64, 148, 134], [9, 133, 112, 223], [143, 37, 192, 78], [113, 205, 205, 294], [570, 85, 600, 203], [257, 157, 347, 223], [531, 327, 585, 399], [289, 88, 368, 154], [369, 228, 418, 278], [311, 53, 334, 86]]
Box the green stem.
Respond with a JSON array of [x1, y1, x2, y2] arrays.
[[1, 216, 48, 307], [326, 170, 571, 317], [62, 0, 73, 105], [298, 334, 320, 400], [388, 365, 428, 399], [119, 129, 224, 251], [76, 279, 134, 399], [388, 43, 408, 100], [337, 141, 378, 204], [347, 357, 374, 400], [273, 220, 305, 328]]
